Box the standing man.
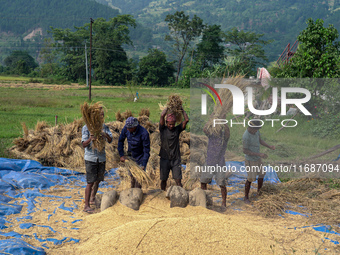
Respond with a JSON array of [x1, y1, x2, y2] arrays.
[[243, 120, 275, 203], [82, 107, 113, 213], [118, 117, 150, 188], [200, 122, 230, 209], [159, 107, 189, 191]]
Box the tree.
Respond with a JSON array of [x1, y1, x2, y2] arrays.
[[50, 15, 136, 84], [4, 51, 38, 74], [137, 49, 175, 86], [195, 24, 224, 70], [275, 18, 340, 79], [165, 11, 204, 83], [92, 16, 136, 85], [224, 28, 271, 76], [272, 19, 340, 118], [38, 38, 60, 77]]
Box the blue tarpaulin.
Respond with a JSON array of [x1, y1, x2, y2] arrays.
[[0, 157, 338, 254]]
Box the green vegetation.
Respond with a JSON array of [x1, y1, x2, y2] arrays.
[[96, 0, 340, 63], [165, 11, 205, 82], [1, 84, 339, 168], [49, 15, 136, 85], [137, 49, 175, 86], [0, 85, 190, 157]]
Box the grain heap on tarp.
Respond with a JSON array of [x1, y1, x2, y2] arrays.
[[81, 101, 105, 152], [159, 94, 183, 123]]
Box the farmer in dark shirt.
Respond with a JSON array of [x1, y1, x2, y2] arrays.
[[159, 107, 189, 191], [118, 117, 150, 188]]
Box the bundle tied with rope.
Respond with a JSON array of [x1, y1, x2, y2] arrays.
[[203, 75, 250, 136], [159, 94, 183, 124], [81, 101, 105, 152]]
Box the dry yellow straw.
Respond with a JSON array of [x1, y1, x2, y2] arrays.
[[159, 94, 183, 123], [81, 101, 105, 152], [122, 159, 154, 187]]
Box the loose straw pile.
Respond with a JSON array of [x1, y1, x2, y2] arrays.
[[81, 101, 105, 152], [118, 159, 154, 188]]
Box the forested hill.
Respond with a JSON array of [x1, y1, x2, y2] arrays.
[[97, 0, 340, 61], [0, 0, 119, 35]]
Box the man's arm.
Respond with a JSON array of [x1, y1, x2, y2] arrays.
[[181, 106, 189, 130], [102, 125, 113, 144], [141, 131, 150, 169], [260, 139, 275, 150], [160, 107, 167, 127], [81, 126, 95, 148], [118, 127, 127, 161], [243, 139, 268, 159]]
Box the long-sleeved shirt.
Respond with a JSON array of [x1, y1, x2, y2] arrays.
[[118, 125, 150, 168], [81, 124, 113, 163]]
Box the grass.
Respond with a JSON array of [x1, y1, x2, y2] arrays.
[[1, 82, 339, 176], [0, 75, 31, 81], [0, 84, 190, 157]]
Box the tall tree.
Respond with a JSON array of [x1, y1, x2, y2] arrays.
[[92, 16, 136, 85], [195, 24, 224, 70], [50, 15, 136, 84], [165, 11, 204, 83], [275, 18, 340, 78], [224, 28, 271, 76], [137, 49, 175, 87]]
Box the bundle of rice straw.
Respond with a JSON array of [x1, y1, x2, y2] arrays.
[[81, 101, 105, 152], [203, 75, 249, 136], [115, 110, 124, 122], [119, 159, 154, 187], [159, 94, 183, 123], [139, 108, 150, 117], [122, 109, 133, 120]]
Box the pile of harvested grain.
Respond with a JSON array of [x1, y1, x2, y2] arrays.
[[81, 102, 105, 152], [48, 192, 339, 255]]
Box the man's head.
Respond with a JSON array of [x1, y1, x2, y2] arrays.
[[166, 114, 176, 130], [125, 117, 139, 133], [247, 120, 262, 134]]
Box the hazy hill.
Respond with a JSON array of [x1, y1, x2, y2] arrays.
[[0, 0, 339, 65], [0, 0, 153, 63], [0, 0, 119, 35], [97, 0, 340, 61]]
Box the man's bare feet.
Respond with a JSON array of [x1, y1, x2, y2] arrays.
[[83, 206, 95, 214], [220, 205, 227, 212], [244, 197, 251, 204]]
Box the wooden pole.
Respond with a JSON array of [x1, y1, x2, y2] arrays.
[[89, 18, 93, 101]]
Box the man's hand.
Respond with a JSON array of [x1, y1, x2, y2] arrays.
[[120, 156, 126, 162], [90, 134, 97, 141], [269, 145, 275, 150], [260, 153, 268, 159], [141, 166, 145, 170]]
